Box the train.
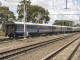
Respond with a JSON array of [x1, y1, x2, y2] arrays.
[[5, 21, 80, 38]]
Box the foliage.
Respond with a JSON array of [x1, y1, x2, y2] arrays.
[[0, 1, 2, 6], [17, 0, 50, 23], [0, 6, 16, 23], [53, 20, 74, 26]]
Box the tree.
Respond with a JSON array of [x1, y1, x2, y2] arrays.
[[53, 20, 74, 26], [17, 0, 50, 23], [0, 6, 16, 23], [0, 1, 2, 6]]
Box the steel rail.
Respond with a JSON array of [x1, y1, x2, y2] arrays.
[[0, 33, 77, 43], [41, 36, 80, 60], [0, 33, 77, 60], [67, 42, 80, 60], [0, 38, 11, 42]]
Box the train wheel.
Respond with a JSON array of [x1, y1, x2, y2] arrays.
[[8, 34, 11, 39]]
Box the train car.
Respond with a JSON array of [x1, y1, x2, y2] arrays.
[[5, 21, 16, 38], [76, 27, 80, 32], [5, 22, 53, 38], [66, 26, 73, 33], [52, 25, 62, 33], [5, 22, 80, 38], [15, 22, 53, 34]]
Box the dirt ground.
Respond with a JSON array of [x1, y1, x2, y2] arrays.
[[0, 32, 5, 36]]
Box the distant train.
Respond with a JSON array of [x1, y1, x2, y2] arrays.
[[5, 22, 80, 38]]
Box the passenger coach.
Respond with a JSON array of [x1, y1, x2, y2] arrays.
[[5, 22, 80, 38]]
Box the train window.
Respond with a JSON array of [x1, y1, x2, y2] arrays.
[[16, 24, 24, 31], [40, 26, 49, 29], [27, 25, 37, 29], [67, 28, 72, 30], [53, 27, 56, 29], [37, 25, 40, 28]]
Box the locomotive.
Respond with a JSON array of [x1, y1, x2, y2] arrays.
[[5, 22, 80, 38]]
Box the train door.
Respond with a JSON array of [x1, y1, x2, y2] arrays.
[[7, 24, 15, 38]]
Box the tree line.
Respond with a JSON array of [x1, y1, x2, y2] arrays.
[[53, 20, 74, 26], [0, 0, 79, 27], [0, 0, 50, 24], [17, 0, 50, 23], [0, 6, 16, 23]]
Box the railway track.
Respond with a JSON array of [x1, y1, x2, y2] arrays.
[[67, 42, 80, 60], [0, 33, 77, 43], [0, 38, 14, 44], [41, 35, 80, 60], [0, 38, 10, 41], [0, 33, 79, 60]]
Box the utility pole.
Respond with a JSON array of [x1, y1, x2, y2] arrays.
[[64, 0, 69, 9], [64, 0, 69, 36], [24, 0, 27, 39], [66, 0, 67, 9], [23, 0, 30, 39]]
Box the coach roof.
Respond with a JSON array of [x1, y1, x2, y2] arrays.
[[14, 22, 68, 27]]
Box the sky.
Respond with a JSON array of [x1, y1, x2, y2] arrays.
[[0, 0, 80, 25]]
